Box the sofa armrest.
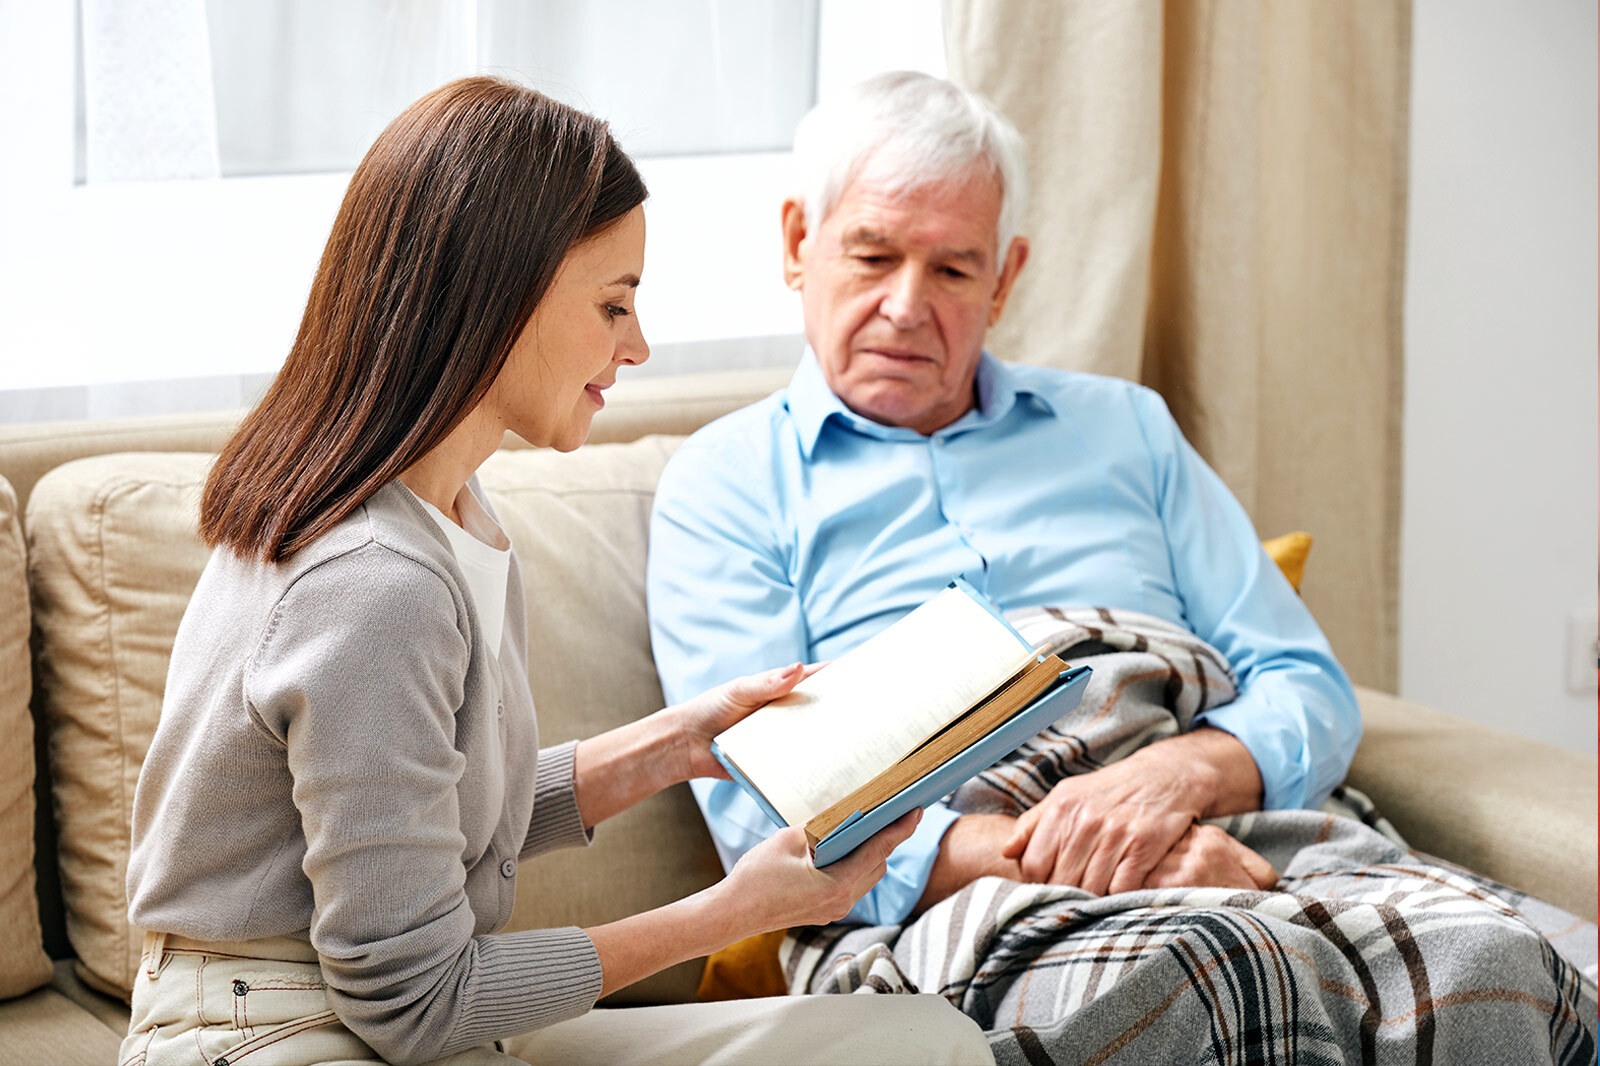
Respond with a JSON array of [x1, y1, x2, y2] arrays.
[[1346, 685, 1597, 921]]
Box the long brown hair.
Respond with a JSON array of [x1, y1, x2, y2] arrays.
[[201, 77, 646, 562]]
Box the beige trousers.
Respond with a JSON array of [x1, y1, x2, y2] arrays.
[[120, 933, 994, 1066]]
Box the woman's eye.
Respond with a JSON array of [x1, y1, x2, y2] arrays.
[[605, 304, 632, 319]]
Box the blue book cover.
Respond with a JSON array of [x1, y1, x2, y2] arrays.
[[710, 579, 1093, 867]]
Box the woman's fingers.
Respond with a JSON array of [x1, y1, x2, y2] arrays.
[[733, 661, 803, 702]]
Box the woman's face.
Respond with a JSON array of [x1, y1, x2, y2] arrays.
[[489, 205, 648, 451]]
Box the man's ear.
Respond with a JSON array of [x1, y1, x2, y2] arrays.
[[987, 236, 1030, 326], [781, 197, 808, 291]]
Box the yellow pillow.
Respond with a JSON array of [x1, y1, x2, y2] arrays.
[[1263, 531, 1312, 593], [696, 531, 1314, 1000], [696, 928, 789, 1001]]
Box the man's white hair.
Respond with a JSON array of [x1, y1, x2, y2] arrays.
[[792, 70, 1029, 257]]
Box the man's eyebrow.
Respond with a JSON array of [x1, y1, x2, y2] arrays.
[[839, 227, 985, 265], [943, 247, 986, 265], [841, 226, 893, 246]]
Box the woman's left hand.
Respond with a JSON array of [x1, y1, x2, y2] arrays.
[[668, 661, 822, 782]]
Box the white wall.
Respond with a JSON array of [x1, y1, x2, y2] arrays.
[[1401, 0, 1598, 753]]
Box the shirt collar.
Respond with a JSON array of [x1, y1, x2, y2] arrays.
[[786, 346, 1056, 459]]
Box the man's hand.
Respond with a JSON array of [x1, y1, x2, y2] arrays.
[[1143, 823, 1277, 891], [1002, 727, 1264, 895]]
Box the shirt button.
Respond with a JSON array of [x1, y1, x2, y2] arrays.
[[500, 858, 516, 878]]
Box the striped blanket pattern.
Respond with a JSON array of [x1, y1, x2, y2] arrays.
[[781, 607, 1599, 1066]]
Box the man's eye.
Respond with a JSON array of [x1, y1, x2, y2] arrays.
[[940, 266, 971, 280], [854, 255, 889, 266]]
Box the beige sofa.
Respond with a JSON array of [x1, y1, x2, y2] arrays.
[[1, 368, 1594, 1065]]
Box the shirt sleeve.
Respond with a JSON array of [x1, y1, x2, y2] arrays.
[[246, 545, 602, 1065], [1134, 389, 1362, 810], [648, 435, 957, 923]]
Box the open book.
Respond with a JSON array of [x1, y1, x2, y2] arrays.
[[710, 579, 1092, 867]]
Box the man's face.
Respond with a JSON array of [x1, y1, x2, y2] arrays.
[[782, 168, 1028, 435]]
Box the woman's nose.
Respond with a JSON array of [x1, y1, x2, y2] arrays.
[[618, 315, 649, 366]]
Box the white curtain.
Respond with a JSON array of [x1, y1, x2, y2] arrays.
[[945, 0, 1412, 691], [79, 0, 821, 183], [81, 0, 220, 183]]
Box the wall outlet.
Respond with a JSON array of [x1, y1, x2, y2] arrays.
[[1567, 612, 1599, 695]]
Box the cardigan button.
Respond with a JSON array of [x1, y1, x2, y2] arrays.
[[500, 858, 517, 878]]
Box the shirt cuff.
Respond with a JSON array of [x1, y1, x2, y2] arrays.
[[842, 801, 963, 926], [1192, 702, 1310, 811], [523, 741, 593, 859]]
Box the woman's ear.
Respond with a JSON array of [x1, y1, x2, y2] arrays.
[[780, 198, 808, 291]]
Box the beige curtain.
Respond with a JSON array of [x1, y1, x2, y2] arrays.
[[945, 0, 1410, 691]]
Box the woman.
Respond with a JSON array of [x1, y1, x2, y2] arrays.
[[119, 78, 991, 1066]]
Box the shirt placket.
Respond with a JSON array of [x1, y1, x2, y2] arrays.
[[929, 431, 990, 594]]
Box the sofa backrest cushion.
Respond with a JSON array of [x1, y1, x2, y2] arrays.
[[26, 456, 215, 1000], [0, 477, 53, 1001], [477, 439, 724, 1004], [25, 438, 720, 1005]]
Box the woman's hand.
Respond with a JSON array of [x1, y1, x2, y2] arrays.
[[666, 661, 824, 783], [585, 809, 920, 997], [719, 809, 923, 931], [575, 662, 822, 829]]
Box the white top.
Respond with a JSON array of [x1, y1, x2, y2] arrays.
[[405, 484, 512, 661]]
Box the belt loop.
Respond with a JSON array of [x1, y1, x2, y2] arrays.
[[144, 931, 168, 977]]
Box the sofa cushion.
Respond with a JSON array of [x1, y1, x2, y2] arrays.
[[0, 984, 125, 1066], [1348, 685, 1599, 921], [0, 478, 53, 1003], [25, 440, 718, 1005]]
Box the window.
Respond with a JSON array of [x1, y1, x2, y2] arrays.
[[0, 0, 943, 404]]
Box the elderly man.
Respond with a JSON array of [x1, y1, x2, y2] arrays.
[[647, 71, 1356, 924], [647, 74, 1597, 1063]]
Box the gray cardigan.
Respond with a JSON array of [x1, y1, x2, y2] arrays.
[[126, 480, 604, 1064]]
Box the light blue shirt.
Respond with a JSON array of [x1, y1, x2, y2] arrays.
[[647, 350, 1360, 925]]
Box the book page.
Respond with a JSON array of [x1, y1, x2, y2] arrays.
[[713, 585, 1035, 827], [804, 655, 1065, 844]]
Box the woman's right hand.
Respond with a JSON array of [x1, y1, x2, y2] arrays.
[[719, 808, 923, 931]]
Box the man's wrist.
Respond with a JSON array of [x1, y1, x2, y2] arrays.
[[1160, 726, 1263, 818], [914, 813, 1018, 915]]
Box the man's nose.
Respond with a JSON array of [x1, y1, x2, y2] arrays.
[[877, 267, 930, 330]]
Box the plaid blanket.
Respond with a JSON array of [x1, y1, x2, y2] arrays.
[[782, 607, 1599, 1066]]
